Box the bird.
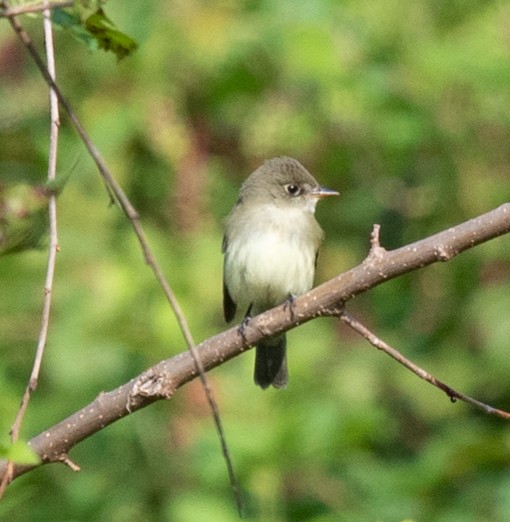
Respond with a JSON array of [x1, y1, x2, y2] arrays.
[[222, 157, 338, 389]]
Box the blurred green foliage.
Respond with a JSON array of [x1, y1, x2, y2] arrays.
[[1, 0, 510, 520]]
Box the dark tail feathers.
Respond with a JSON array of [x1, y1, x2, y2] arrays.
[[254, 335, 288, 389]]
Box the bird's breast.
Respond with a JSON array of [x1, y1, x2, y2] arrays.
[[224, 205, 320, 312]]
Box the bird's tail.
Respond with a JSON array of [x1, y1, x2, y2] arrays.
[[254, 335, 288, 389]]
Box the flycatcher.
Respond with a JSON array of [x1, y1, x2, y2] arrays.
[[222, 157, 338, 389]]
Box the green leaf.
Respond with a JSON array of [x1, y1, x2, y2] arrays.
[[0, 173, 70, 256], [51, 7, 95, 49], [85, 8, 138, 61], [0, 441, 40, 466], [51, 6, 138, 59]]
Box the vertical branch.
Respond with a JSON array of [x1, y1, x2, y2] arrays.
[[0, 2, 60, 497], [32, 0, 59, 387]]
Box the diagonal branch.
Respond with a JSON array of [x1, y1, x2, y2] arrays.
[[340, 312, 510, 419], [1, 203, 509, 483]]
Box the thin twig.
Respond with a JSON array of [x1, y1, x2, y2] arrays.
[[2, 5, 242, 513], [340, 311, 510, 420], [0, 0, 72, 18], [0, 1, 61, 499]]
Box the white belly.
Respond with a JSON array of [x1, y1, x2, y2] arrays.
[[224, 206, 318, 313]]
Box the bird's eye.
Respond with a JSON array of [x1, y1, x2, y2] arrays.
[[285, 184, 301, 196]]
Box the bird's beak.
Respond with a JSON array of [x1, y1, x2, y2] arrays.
[[309, 186, 340, 198]]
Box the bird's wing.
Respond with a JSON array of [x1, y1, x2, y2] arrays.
[[222, 233, 237, 322], [221, 234, 228, 254], [223, 279, 237, 322]]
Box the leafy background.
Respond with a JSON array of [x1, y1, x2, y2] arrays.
[[1, 1, 510, 520]]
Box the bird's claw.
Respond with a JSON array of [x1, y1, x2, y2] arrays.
[[237, 315, 251, 344], [238, 304, 253, 345], [283, 294, 297, 321]]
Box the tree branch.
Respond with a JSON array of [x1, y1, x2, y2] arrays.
[[1, 203, 509, 483], [340, 311, 510, 419], [0, 1, 73, 18]]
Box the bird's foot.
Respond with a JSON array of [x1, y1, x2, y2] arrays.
[[238, 315, 252, 344], [283, 294, 297, 321], [238, 304, 253, 345]]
